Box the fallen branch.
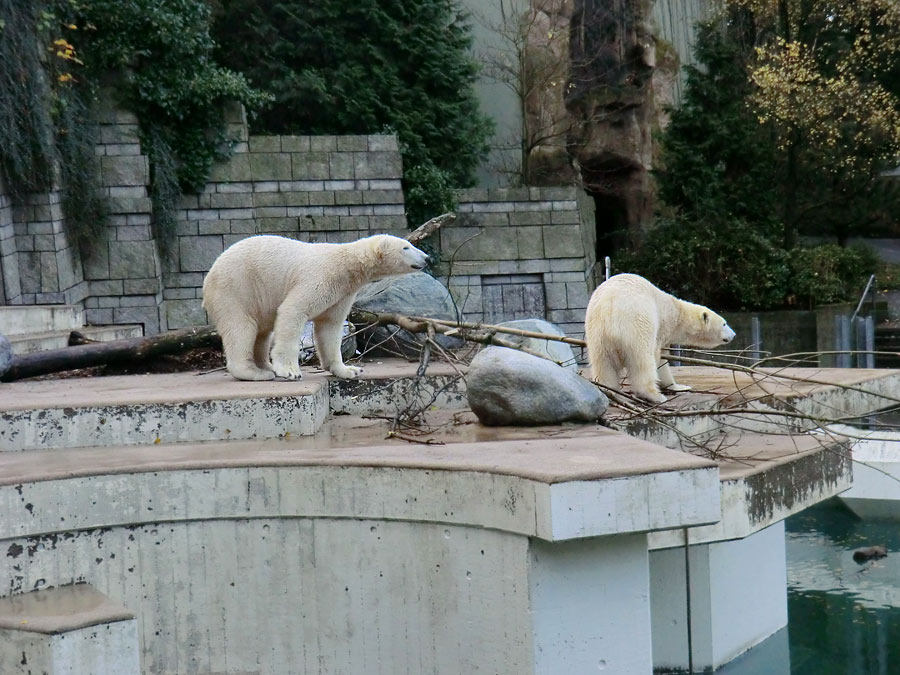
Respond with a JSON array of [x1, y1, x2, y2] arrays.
[[1, 325, 220, 382], [404, 212, 456, 246]]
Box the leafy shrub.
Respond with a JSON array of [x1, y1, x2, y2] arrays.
[[619, 214, 791, 311], [69, 0, 270, 192], [211, 0, 492, 226], [790, 244, 877, 308]]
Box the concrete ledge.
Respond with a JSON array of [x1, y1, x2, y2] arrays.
[[0, 305, 83, 335], [0, 371, 330, 451], [0, 432, 719, 542], [8, 324, 144, 355], [0, 584, 133, 634], [649, 432, 851, 548], [0, 585, 139, 675]]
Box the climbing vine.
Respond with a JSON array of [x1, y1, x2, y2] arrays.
[[0, 0, 270, 256]]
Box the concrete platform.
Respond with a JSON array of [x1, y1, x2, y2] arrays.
[[0, 362, 466, 451], [0, 360, 895, 674], [0, 305, 83, 335]]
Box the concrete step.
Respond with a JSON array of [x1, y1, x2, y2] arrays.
[[8, 324, 144, 356], [0, 305, 83, 336], [0, 584, 140, 675], [0, 361, 466, 452]]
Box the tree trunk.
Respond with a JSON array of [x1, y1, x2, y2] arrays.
[[1, 325, 220, 382]]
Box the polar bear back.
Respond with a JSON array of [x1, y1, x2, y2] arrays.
[[203, 236, 351, 325], [587, 273, 734, 349]]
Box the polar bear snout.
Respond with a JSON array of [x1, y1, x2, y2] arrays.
[[401, 243, 429, 270], [721, 324, 736, 344]]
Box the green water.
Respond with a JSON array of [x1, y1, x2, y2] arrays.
[[786, 499, 900, 675]]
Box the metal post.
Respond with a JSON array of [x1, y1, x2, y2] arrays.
[[750, 316, 762, 362], [604, 256, 611, 281], [854, 317, 866, 368], [836, 315, 851, 368], [865, 316, 875, 369]]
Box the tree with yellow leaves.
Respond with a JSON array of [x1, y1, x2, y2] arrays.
[[728, 0, 900, 247]]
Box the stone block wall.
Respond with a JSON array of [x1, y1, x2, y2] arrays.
[[164, 131, 407, 330], [434, 187, 597, 339], [0, 173, 16, 305], [7, 183, 85, 307], [82, 106, 162, 332], [0, 102, 407, 335], [0, 102, 601, 341]]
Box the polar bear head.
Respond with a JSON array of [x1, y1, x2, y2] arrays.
[[689, 307, 736, 348], [368, 234, 430, 275]]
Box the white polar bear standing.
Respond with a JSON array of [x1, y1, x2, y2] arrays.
[[202, 234, 429, 381], [584, 273, 735, 403]]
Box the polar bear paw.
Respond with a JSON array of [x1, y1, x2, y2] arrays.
[[665, 383, 692, 392], [330, 364, 363, 379], [272, 360, 303, 380]]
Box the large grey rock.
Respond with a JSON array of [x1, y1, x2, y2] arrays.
[[354, 272, 461, 356], [497, 319, 578, 371], [299, 320, 356, 364], [466, 346, 608, 426], [0, 334, 11, 379]]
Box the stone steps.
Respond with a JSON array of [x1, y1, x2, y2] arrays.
[[0, 304, 83, 336], [8, 324, 144, 356]]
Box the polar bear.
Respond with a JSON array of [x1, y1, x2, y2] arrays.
[[202, 234, 429, 381], [585, 273, 735, 403]]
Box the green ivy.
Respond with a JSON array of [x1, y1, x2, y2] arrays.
[[0, 0, 57, 202], [68, 0, 271, 190], [63, 0, 271, 252]]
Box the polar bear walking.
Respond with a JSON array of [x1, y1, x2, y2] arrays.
[[585, 273, 735, 403], [202, 234, 429, 381]]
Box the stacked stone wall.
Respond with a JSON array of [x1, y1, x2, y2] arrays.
[[0, 174, 16, 305], [0, 103, 407, 334], [0, 103, 599, 341], [3, 178, 85, 307], [82, 106, 162, 331], [434, 186, 597, 339], [165, 130, 406, 329]]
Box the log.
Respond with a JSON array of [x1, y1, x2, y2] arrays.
[[404, 212, 455, 246], [1, 325, 220, 382]]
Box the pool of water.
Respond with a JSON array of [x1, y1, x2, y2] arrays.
[[786, 498, 900, 674]]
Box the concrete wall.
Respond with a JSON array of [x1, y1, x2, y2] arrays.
[[436, 186, 597, 338]]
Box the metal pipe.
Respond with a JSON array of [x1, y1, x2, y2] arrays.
[[850, 274, 876, 323]]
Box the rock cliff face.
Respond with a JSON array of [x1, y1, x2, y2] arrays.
[[522, 0, 678, 249]]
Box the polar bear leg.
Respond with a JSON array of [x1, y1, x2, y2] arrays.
[[658, 360, 691, 392], [219, 314, 276, 381], [253, 330, 273, 371], [628, 345, 667, 404], [589, 349, 622, 390], [270, 291, 310, 380], [313, 295, 361, 379]]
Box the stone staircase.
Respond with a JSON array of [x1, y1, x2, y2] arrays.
[[0, 305, 143, 355]]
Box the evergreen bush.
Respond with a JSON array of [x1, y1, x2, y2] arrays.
[[210, 0, 492, 226], [625, 19, 879, 310]]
